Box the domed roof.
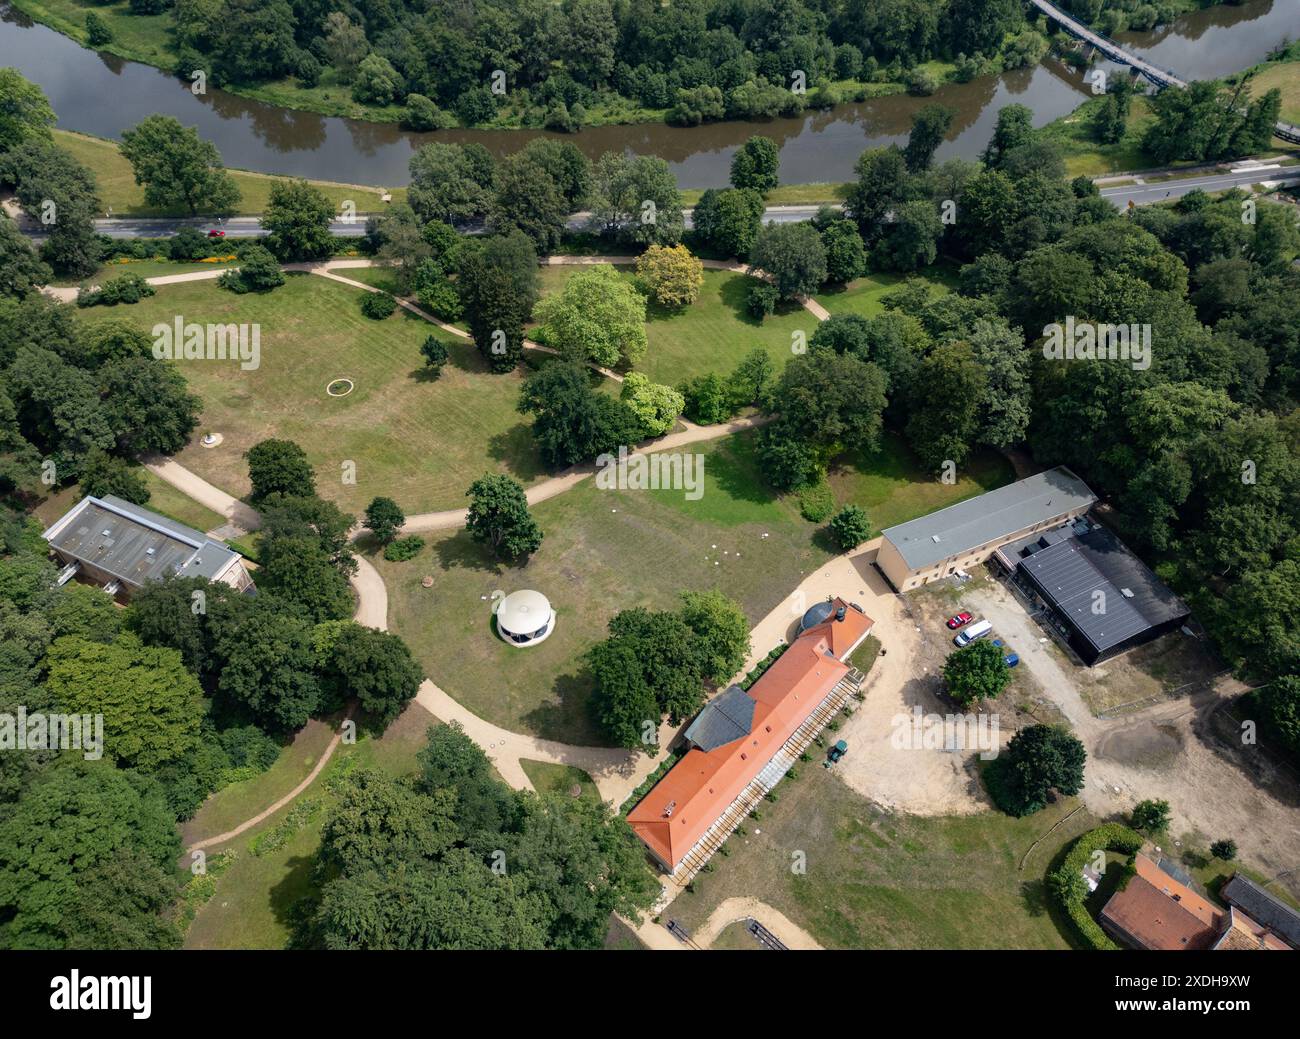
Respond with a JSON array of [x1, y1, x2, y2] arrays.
[[496, 590, 553, 635], [800, 600, 835, 631]]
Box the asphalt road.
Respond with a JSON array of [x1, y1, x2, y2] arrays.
[[20, 168, 1300, 240], [1097, 165, 1300, 209], [82, 204, 828, 240]]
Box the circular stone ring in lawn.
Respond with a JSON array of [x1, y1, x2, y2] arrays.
[[326, 378, 355, 397]]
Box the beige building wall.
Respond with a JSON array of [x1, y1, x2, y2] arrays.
[[879, 504, 1093, 591]]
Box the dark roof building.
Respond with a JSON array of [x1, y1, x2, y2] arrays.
[[877, 466, 1097, 591], [998, 517, 1189, 665], [43, 495, 255, 601], [1222, 874, 1300, 949]]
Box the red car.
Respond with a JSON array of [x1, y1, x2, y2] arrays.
[[946, 611, 973, 630], [207, 229, 226, 238]]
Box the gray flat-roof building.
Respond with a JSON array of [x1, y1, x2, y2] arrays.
[[877, 466, 1098, 590], [43, 494, 254, 601], [996, 517, 1189, 665]]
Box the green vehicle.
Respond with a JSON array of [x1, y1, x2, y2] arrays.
[[824, 740, 848, 768]]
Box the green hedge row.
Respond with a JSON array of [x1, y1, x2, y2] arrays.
[[1050, 823, 1144, 950]]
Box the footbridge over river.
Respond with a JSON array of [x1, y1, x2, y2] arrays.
[[1028, 0, 1300, 143]]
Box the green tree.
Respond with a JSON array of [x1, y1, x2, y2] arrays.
[[587, 152, 685, 247], [844, 146, 911, 242], [216, 603, 321, 732], [989, 724, 1086, 817], [903, 103, 954, 173], [79, 448, 150, 504], [828, 504, 873, 551], [1210, 839, 1237, 861], [1130, 798, 1171, 835], [942, 639, 1010, 706], [535, 264, 647, 368], [692, 187, 764, 259], [678, 589, 750, 685], [364, 496, 405, 544], [100, 355, 202, 456], [905, 340, 987, 470], [982, 103, 1034, 167], [0, 69, 55, 153], [245, 438, 315, 503], [619, 372, 683, 437], [820, 219, 867, 284], [118, 115, 241, 216], [0, 760, 179, 949], [407, 143, 494, 224], [588, 638, 660, 749], [730, 135, 780, 192], [324, 624, 424, 729], [749, 222, 827, 300], [419, 335, 450, 378], [44, 634, 204, 771], [465, 473, 543, 562], [518, 361, 640, 468], [0, 217, 52, 299], [457, 230, 539, 373], [262, 178, 334, 261]]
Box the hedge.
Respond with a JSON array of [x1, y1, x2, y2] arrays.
[[1049, 823, 1144, 950]]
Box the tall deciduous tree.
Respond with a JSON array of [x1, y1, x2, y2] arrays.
[[262, 178, 334, 261], [119, 115, 241, 216], [465, 473, 543, 561]]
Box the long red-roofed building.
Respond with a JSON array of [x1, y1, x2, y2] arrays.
[[628, 597, 873, 877]]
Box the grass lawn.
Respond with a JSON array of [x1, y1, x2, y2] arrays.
[[537, 265, 827, 385], [815, 265, 957, 320], [519, 760, 600, 801], [709, 921, 764, 949], [76, 274, 552, 515], [182, 700, 439, 949], [49, 257, 242, 289], [378, 431, 835, 745], [680, 183, 852, 207], [380, 427, 1013, 745], [52, 129, 400, 216], [668, 765, 1098, 949], [1036, 95, 1159, 178], [139, 469, 226, 533], [1250, 55, 1300, 127], [826, 432, 1017, 532]]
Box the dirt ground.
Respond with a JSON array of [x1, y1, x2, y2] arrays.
[[931, 571, 1300, 902]]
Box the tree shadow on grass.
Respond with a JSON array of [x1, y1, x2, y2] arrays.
[[719, 271, 764, 326], [708, 430, 780, 507], [433, 526, 503, 576], [524, 666, 601, 746], [270, 854, 323, 949], [487, 423, 547, 483]]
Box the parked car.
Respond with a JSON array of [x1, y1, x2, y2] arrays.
[[824, 739, 848, 768], [207, 229, 226, 238], [954, 619, 992, 647], [993, 639, 1020, 667], [946, 611, 973, 630]]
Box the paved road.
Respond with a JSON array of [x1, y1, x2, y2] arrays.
[[1098, 165, 1300, 209], [75, 204, 827, 240], [55, 167, 1299, 240]]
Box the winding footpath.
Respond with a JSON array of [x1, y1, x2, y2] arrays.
[[129, 252, 838, 946]]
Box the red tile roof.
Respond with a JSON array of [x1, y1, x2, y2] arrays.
[[627, 598, 872, 870], [1101, 855, 1223, 950]]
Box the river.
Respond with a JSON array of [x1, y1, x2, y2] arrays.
[[0, 0, 1296, 189]]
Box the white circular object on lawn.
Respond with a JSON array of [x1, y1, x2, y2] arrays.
[[494, 590, 555, 648]]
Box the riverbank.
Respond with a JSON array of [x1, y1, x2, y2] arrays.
[[53, 129, 405, 217], [10, 0, 906, 130]]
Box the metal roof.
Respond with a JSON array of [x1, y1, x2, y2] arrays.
[[1017, 526, 1188, 654], [682, 684, 756, 752], [43, 494, 240, 589], [881, 467, 1097, 571], [1222, 874, 1300, 948]]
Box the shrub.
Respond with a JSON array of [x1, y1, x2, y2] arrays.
[[361, 291, 398, 319], [419, 335, 450, 378], [1048, 824, 1143, 950], [1210, 839, 1238, 861], [679, 372, 735, 425], [829, 503, 872, 549], [1130, 798, 1171, 835], [85, 11, 112, 46], [416, 277, 461, 322], [747, 281, 778, 319], [218, 243, 284, 293], [77, 272, 155, 307], [797, 479, 835, 522], [169, 226, 213, 261], [382, 535, 425, 562]]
